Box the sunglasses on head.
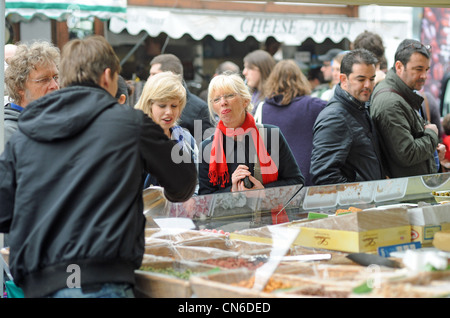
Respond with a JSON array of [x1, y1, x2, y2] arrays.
[[401, 42, 432, 53]]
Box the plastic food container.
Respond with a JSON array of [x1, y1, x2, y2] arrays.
[[431, 190, 450, 203]]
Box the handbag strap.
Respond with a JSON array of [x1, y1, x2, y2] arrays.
[[252, 123, 265, 183]]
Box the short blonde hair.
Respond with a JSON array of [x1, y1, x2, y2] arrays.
[[207, 72, 252, 124], [135, 72, 186, 120]]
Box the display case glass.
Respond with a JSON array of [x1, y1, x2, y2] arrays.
[[144, 172, 450, 232]]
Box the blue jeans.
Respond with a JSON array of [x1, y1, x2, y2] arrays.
[[48, 283, 135, 298]]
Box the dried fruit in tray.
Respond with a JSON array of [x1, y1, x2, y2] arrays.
[[335, 206, 362, 216], [232, 276, 291, 293], [201, 257, 265, 270], [139, 266, 196, 280]]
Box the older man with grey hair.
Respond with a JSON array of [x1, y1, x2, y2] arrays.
[[4, 41, 60, 145]]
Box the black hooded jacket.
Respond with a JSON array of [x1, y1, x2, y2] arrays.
[[310, 84, 385, 185], [0, 85, 197, 297]]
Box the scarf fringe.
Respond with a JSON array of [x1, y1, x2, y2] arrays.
[[208, 170, 229, 188]]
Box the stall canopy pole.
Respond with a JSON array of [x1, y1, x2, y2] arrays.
[[1, 0, 5, 297], [120, 33, 148, 67]]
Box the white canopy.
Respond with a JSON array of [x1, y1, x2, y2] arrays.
[[109, 6, 407, 45], [262, 0, 449, 7]]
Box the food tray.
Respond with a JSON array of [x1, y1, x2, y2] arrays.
[[302, 185, 338, 209], [134, 260, 218, 298], [146, 228, 225, 243], [196, 256, 267, 271], [144, 244, 239, 261], [431, 190, 450, 203], [189, 269, 356, 298], [374, 178, 408, 203], [189, 269, 281, 298], [177, 236, 273, 256], [337, 182, 375, 205]]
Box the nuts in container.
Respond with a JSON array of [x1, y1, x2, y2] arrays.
[[431, 190, 450, 203]]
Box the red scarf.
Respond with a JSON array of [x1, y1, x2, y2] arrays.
[[208, 112, 278, 188]]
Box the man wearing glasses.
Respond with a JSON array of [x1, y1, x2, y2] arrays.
[[4, 41, 60, 145], [370, 39, 443, 178]]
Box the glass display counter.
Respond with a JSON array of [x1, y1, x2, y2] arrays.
[[143, 172, 450, 233]]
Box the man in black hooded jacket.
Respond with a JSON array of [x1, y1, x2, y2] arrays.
[[0, 36, 197, 298], [310, 49, 385, 185]]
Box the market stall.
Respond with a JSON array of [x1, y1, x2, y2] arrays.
[[135, 172, 450, 298]]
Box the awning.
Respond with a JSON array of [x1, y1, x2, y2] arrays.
[[109, 6, 407, 45], [5, 0, 127, 22], [258, 0, 449, 7]]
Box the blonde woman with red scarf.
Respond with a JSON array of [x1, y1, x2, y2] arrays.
[[198, 72, 304, 195]]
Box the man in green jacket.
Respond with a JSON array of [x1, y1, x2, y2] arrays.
[[370, 39, 442, 178]]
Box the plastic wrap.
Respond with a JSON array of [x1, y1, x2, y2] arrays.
[[296, 208, 410, 232], [407, 204, 450, 226]]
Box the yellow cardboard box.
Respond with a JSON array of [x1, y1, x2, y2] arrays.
[[411, 223, 450, 246], [292, 226, 410, 253], [289, 208, 411, 253], [408, 204, 450, 247]]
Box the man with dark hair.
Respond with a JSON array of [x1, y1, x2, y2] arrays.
[[352, 30, 387, 84], [312, 48, 343, 100], [115, 75, 130, 105], [149, 54, 213, 143], [0, 36, 197, 298], [370, 39, 442, 178], [310, 49, 385, 185]]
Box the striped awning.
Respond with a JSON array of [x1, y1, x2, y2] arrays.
[[5, 0, 127, 22]]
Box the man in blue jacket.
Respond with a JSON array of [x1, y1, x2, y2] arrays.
[[310, 49, 385, 185], [0, 36, 197, 298]]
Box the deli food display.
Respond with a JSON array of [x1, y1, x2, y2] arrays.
[[140, 173, 450, 297]]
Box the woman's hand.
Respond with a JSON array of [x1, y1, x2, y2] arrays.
[[437, 143, 446, 162], [231, 165, 264, 192]]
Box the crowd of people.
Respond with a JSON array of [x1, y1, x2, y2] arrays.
[[0, 30, 448, 298]]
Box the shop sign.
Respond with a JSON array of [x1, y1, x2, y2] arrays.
[[110, 6, 407, 46], [240, 18, 355, 39]]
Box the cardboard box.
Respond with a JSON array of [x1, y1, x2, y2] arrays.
[[408, 204, 450, 246], [290, 208, 411, 253], [433, 230, 450, 251], [135, 260, 217, 298]]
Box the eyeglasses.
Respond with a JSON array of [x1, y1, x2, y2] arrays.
[[211, 93, 237, 105], [29, 75, 59, 85], [401, 43, 432, 53]]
